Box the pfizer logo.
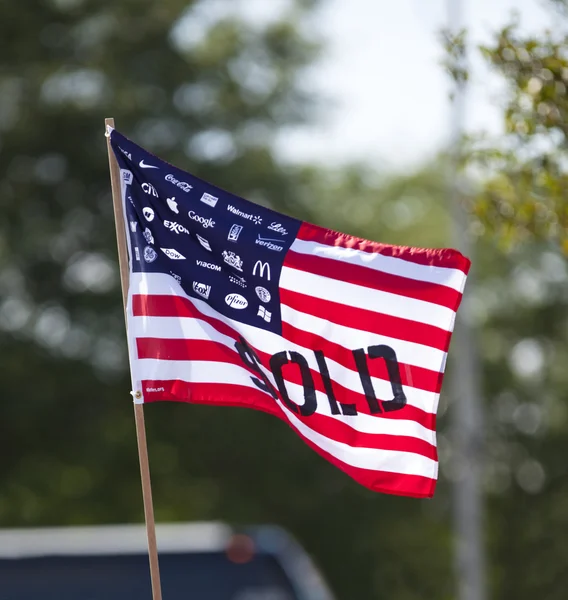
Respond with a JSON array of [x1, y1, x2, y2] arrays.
[[225, 294, 248, 309], [255, 286, 271, 303]]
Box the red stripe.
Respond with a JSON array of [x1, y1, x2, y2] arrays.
[[284, 249, 463, 312], [281, 321, 444, 395], [141, 380, 436, 498], [280, 288, 452, 353], [296, 221, 471, 274], [133, 294, 444, 395], [137, 331, 437, 431], [140, 354, 436, 460]]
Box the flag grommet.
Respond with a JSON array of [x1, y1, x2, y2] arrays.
[[134, 391, 142, 400]]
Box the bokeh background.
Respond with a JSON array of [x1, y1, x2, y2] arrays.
[[1, 0, 567, 599]]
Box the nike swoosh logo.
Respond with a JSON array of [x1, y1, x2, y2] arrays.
[[139, 160, 158, 169]]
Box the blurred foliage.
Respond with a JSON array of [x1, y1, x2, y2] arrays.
[[469, 6, 568, 252], [1, 1, 568, 600]]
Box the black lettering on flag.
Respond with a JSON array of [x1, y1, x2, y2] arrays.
[[352, 345, 407, 414], [270, 351, 317, 417], [367, 345, 407, 412], [234, 337, 278, 399], [314, 350, 357, 416]]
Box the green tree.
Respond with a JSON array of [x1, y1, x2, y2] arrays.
[[469, 3, 568, 252]]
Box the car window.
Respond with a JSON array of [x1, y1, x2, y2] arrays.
[[0, 552, 299, 600]]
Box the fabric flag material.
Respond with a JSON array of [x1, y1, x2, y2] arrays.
[[109, 127, 470, 498]]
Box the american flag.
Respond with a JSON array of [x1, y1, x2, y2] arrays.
[[109, 128, 470, 498]]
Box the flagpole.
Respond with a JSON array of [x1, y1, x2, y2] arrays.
[[445, 2, 486, 600], [105, 117, 163, 600]]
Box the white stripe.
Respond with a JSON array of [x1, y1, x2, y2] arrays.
[[136, 354, 437, 472], [128, 272, 440, 402], [128, 272, 449, 374], [280, 401, 438, 478], [134, 355, 436, 445], [135, 358, 259, 390], [291, 238, 467, 292], [137, 358, 437, 477], [131, 309, 440, 415], [281, 303, 447, 373], [280, 266, 457, 332]]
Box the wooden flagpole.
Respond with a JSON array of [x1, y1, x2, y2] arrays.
[[105, 117, 163, 600]]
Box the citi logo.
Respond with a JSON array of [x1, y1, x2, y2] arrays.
[[225, 293, 248, 309], [142, 183, 158, 197], [196, 260, 221, 271]]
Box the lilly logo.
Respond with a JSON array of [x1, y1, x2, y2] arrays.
[[225, 294, 248, 309]]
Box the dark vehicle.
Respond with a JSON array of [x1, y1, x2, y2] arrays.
[[0, 522, 335, 600]]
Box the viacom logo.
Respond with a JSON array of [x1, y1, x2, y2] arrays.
[[225, 293, 248, 309]]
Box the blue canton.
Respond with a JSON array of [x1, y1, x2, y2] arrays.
[[110, 130, 302, 335]]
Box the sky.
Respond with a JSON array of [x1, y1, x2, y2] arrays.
[[270, 0, 556, 169]]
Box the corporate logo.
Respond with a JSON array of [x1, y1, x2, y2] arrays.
[[134, 247, 140, 261], [222, 250, 243, 272], [119, 147, 132, 160], [160, 248, 186, 260], [200, 192, 218, 207], [228, 224, 243, 242], [170, 272, 182, 284], [196, 260, 221, 272], [142, 183, 158, 197], [193, 282, 211, 299], [252, 261, 271, 280], [146, 386, 165, 393], [140, 160, 158, 169], [267, 222, 288, 235], [166, 173, 192, 192], [130, 221, 137, 232], [196, 234, 212, 251], [227, 205, 262, 225], [188, 211, 215, 229], [121, 170, 133, 185], [225, 294, 248, 309], [164, 220, 190, 235], [257, 305, 272, 322], [229, 275, 247, 288], [167, 197, 178, 213], [143, 228, 154, 244], [143, 207, 155, 222], [143, 246, 157, 263], [255, 286, 271, 303], [255, 235, 283, 252]]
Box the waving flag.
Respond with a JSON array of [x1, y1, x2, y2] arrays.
[[109, 127, 470, 498]]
